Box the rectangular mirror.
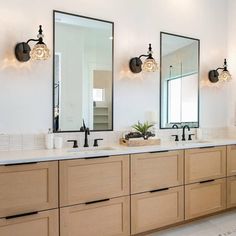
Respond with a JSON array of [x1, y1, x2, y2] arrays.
[[160, 32, 200, 129], [53, 11, 114, 132]]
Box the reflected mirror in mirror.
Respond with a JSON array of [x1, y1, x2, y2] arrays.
[[160, 32, 200, 129], [53, 11, 114, 132]]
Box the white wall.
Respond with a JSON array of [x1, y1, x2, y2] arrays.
[[0, 0, 230, 133], [227, 0, 236, 127]]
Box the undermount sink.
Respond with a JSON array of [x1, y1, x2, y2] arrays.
[[67, 146, 116, 153]]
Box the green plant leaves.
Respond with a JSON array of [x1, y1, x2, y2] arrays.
[[132, 121, 154, 135]]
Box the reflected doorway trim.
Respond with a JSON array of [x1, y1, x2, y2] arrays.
[[52, 10, 114, 133]]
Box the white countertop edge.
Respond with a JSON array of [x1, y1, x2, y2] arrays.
[[0, 138, 236, 165]]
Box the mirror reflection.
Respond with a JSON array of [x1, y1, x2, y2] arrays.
[[53, 11, 113, 132], [160, 32, 200, 129]]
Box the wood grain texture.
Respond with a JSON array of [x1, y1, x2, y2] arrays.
[[131, 186, 184, 235], [227, 176, 236, 208], [0, 162, 58, 218], [131, 150, 184, 194], [59, 155, 129, 207], [185, 146, 226, 184], [227, 145, 236, 176], [0, 209, 59, 236], [185, 178, 226, 220], [60, 196, 130, 236]]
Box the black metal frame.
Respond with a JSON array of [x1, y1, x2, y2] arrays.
[[52, 10, 114, 133], [159, 32, 200, 129]]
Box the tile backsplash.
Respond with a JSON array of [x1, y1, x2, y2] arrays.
[[0, 127, 232, 152]]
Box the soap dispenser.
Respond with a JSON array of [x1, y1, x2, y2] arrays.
[[45, 128, 54, 149]]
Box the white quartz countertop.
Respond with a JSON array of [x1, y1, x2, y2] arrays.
[[1, 138, 236, 165]]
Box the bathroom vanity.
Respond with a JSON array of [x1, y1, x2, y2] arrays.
[[0, 140, 236, 236]]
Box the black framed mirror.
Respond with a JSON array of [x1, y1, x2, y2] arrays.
[[160, 32, 200, 129], [53, 10, 114, 132]]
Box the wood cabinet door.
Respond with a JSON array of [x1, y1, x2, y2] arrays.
[[0, 209, 59, 236], [131, 150, 184, 194], [60, 196, 130, 236], [227, 145, 236, 176], [59, 155, 129, 207], [0, 161, 58, 218], [185, 146, 226, 184], [131, 186, 184, 235], [227, 176, 236, 208], [185, 178, 226, 220]]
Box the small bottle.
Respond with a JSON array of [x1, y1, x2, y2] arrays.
[[45, 128, 54, 149]]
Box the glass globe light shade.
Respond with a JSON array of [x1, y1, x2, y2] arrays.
[[219, 70, 232, 82], [30, 43, 50, 60], [142, 58, 158, 72]]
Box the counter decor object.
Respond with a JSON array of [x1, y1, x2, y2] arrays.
[[132, 121, 155, 140], [120, 121, 160, 147], [45, 128, 54, 149], [54, 136, 63, 149]]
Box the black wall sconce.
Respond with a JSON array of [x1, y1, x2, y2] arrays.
[[129, 43, 158, 73], [15, 25, 50, 62], [208, 59, 232, 83]]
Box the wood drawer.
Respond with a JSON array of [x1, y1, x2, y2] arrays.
[[185, 146, 226, 184], [0, 162, 58, 218], [131, 186, 184, 235], [131, 150, 184, 194], [227, 176, 236, 208], [60, 196, 130, 236], [227, 145, 236, 176], [59, 155, 129, 207], [185, 178, 226, 220], [0, 209, 59, 236]]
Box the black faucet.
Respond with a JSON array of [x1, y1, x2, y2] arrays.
[[182, 125, 190, 141], [67, 140, 78, 148], [80, 120, 90, 147], [171, 124, 179, 141], [172, 124, 179, 129]]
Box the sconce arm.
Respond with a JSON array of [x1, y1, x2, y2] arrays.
[[138, 54, 149, 59], [216, 67, 224, 71], [26, 38, 40, 44]]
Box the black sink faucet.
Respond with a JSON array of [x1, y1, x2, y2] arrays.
[[80, 120, 90, 147], [182, 125, 190, 141], [171, 124, 179, 141]]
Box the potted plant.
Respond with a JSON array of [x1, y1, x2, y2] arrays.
[[132, 121, 155, 140]]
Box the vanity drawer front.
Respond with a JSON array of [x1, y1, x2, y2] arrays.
[[185, 146, 226, 184], [185, 178, 226, 220], [227, 176, 236, 208], [131, 186, 184, 235], [0, 161, 58, 218], [0, 209, 59, 236], [60, 196, 130, 236], [227, 145, 236, 176], [59, 155, 129, 206], [131, 150, 184, 194]]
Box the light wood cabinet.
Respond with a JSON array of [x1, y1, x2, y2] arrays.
[[0, 209, 59, 236], [131, 186, 184, 235], [131, 150, 184, 194], [0, 162, 58, 218], [185, 178, 226, 220], [185, 146, 226, 184], [60, 196, 130, 236], [60, 155, 129, 207], [227, 145, 236, 176], [227, 176, 236, 208]]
